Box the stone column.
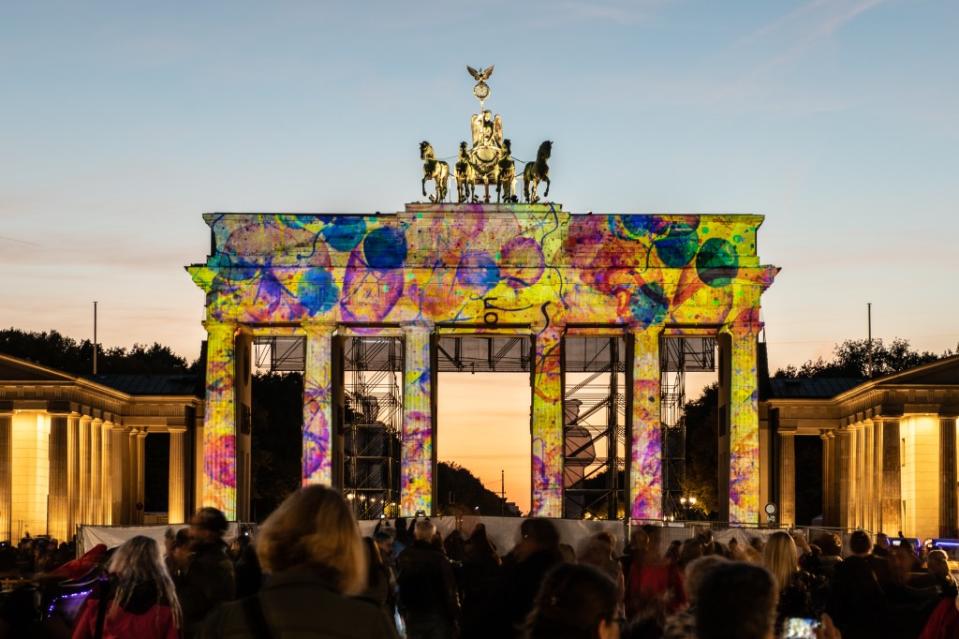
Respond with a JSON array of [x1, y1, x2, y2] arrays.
[[531, 324, 563, 518], [726, 323, 761, 524], [820, 432, 831, 525], [838, 427, 853, 529], [100, 422, 113, 525], [168, 429, 187, 524], [939, 416, 958, 538], [136, 431, 147, 524], [127, 429, 139, 523], [0, 415, 11, 542], [629, 327, 662, 520], [779, 430, 796, 527], [302, 324, 335, 486], [90, 418, 102, 525], [78, 416, 91, 525], [881, 419, 902, 535], [202, 320, 238, 519], [111, 428, 125, 524], [873, 420, 884, 534], [66, 414, 80, 536], [47, 416, 70, 541], [401, 323, 434, 516]]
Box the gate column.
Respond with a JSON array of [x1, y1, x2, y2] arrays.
[[725, 322, 761, 524], [531, 325, 563, 517], [201, 320, 238, 519], [401, 323, 434, 516], [629, 327, 663, 520], [302, 324, 335, 486]]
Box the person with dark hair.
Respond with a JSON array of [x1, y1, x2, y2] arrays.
[[72, 536, 181, 639], [230, 527, 262, 599], [397, 519, 460, 639], [662, 555, 728, 639], [694, 561, 776, 639], [499, 518, 566, 637], [461, 523, 501, 639], [176, 507, 236, 637], [362, 536, 399, 629], [827, 530, 890, 639], [522, 563, 621, 639]]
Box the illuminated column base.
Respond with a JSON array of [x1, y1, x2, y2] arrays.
[[0, 415, 11, 542], [629, 328, 663, 520], [100, 422, 113, 525], [727, 323, 760, 525], [778, 430, 795, 527], [168, 429, 186, 524], [202, 321, 238, 519], [66, 415, 80, 535], [302, 324, 334, 486], [940, 416, 958, 537], [48, 416, 69, 541], [90, 418, 102, 525], [400, 324, 433, 516], [531, 326, 563, 518]]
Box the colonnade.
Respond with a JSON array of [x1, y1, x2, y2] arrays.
[[0, 411, 189, 542], [202, 319, 762, 524]]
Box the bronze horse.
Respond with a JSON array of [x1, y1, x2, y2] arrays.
[[523, 140, 552, 203], [420, 141, 449, 203]]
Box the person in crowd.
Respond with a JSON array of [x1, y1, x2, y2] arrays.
[[521, 563, 622, 639], [200, 485, 397, 638], [461, 523, 501, 639], [397, 518, 460, 639], [392, 517, 410, 559], [626, 526, 685, 623], [676, 538, 703, 570], [444, 526, 467, 563], [578, 532, 626, 611], [815, 533, 843, 580], [499, 518, 566, 637], [763, 531, 821, 632], [662, 554, 728, 639], [827, 530, 890, 639], [362, 536, 399, 628], [164, 529, 190, 581], [72, 535, 181, 639], [230, 526, 262, 599], [176, 507, 236, 637], [924, 549, 958, 598], [873, 533, 891, 557], [694, 561, 775, 639]]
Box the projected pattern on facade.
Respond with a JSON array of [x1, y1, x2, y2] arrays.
[[189, 204, 777, 521]]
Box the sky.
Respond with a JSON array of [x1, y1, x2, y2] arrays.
[[2, 1, 957, 511]]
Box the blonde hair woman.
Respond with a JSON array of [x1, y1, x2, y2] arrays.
[[763, 531, 821, 633], [200, 485, 398, 638], [72, 535, 181, 639]]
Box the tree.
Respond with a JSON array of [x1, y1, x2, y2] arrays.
[[0, 328, 194, 375], [683, 383, 719, 515], [774, 338, 951, 380], [437, 462, 521, 516]]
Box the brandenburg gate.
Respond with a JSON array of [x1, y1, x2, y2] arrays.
[[188, 205, 777, 522], [186, 68, 778, 524]]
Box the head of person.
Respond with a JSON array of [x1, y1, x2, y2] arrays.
[[763, 531, 799, 593], [372, 526, 394, 556], [848, 530, 872, 556], [678, 538, 704, 568], [684, 555, 729, 606], [876, 532, 890, 549], [522, 563, 621, 639], [695, 561, 777, 639], [190, 507, 228, 544], [107, 536, 181, 625], [522, 518, 560, 552], [470, 523, 489, 543], [414, 518, 436, 543], [927, 549, 949, 578], [255, 485, 366, 595]]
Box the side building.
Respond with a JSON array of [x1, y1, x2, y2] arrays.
[[0, 354, 202, 542], [762, 354, 959, 540]]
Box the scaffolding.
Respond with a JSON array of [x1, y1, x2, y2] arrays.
[[341, 337, 403, 519], [562, 336, 627, 520]]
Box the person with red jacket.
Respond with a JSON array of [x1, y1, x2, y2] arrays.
[[72, 535, 181, 639]]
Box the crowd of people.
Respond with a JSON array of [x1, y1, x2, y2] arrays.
[[2, 486, 959, 638]]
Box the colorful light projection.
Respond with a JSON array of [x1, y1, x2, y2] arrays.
[[189, 204, 777, 522]]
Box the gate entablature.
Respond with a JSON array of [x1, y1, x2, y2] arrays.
[[187, 203, 778, 523]]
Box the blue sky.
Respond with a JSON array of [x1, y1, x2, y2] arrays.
[[2, 0, 957, 372]]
